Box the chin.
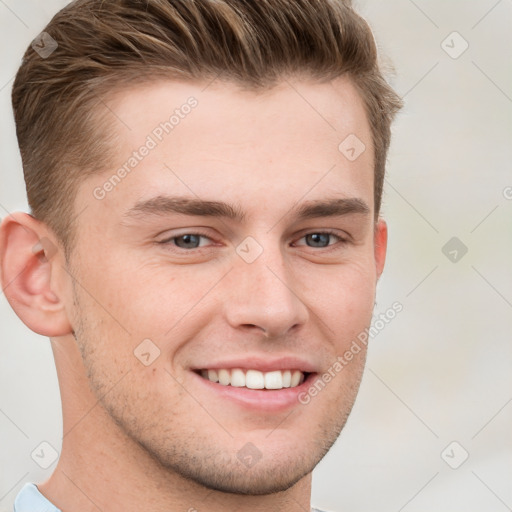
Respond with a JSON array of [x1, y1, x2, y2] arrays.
[[143, 429, 339, 497], [172, 457, 316, 496]]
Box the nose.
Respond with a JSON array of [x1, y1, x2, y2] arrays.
[[222, 240, 309, 339]]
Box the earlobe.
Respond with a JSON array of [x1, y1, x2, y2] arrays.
[[0, 213, 72, 337], [374, 218, 388, 280]]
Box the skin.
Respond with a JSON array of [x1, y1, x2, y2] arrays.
[[0, 76, 387, 512]]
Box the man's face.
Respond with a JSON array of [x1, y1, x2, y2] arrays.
[[64, 77, 384, 494]]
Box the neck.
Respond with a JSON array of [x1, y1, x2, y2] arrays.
[[39, 337, 312, 512]]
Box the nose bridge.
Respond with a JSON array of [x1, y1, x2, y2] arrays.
[[223, 234, 309, 337]]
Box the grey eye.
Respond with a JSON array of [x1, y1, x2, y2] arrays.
[[173, 234, 203, 249], [304, 233, 333, 248]]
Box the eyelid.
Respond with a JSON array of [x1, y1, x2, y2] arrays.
[[157, 229, 215, 246]]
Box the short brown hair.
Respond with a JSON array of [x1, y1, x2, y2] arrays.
[[12, 0, 402, 250]]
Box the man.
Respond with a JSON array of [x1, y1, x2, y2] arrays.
[[1, 0, 401, 510]]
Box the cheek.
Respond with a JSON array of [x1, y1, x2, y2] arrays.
[[309, 260, 377, 337], [73, 254, 176, 336]]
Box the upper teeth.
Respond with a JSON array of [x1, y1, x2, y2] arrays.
[[200, 369, 305, 389]]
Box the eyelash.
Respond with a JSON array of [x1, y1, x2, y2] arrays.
[[158, 229, 349, 252]]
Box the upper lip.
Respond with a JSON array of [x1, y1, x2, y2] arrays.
[[191, 355, 319, 373]]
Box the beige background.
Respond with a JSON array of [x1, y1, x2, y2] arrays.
[[1, 1, 511, 510]]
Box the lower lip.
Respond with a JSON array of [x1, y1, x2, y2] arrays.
[[191, 371, 318, 412]]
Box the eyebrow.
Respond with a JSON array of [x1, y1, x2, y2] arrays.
[[123, 195, 370, 223]]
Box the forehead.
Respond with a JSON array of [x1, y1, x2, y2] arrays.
[[76, 77, 374, 226], [106, 76, 371, 154]]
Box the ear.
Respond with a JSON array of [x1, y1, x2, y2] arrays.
[[0, 212, 72, 336], [374, 218, 387, 280]]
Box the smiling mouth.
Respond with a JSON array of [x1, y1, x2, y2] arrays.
[[196, 368, 310, 390]]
